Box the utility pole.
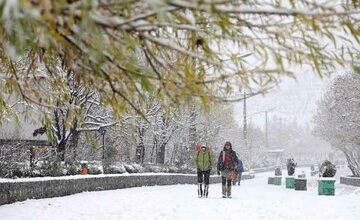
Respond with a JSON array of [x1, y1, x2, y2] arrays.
[[100, 127, 106, 160], [243, 92, 248, 149], [265, 111, 268, 149], [264, 107, 276, 149]]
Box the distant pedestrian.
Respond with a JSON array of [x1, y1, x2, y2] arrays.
[[217, 141, 238, 198], [235, 158, 244, 186]]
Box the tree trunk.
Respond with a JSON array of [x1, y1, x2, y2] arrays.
[[136, 124, 146, 164], [150, 136, 156, 163], [156, 142, 166, 164], [344, 149, 360, 177], [189, 105, 197, 149], [67, 130, 80, 163], [156, 116, 168, 164], [29, 146, 35, 170], [57, 140, 66, 161], [170, 143, 177, 165]]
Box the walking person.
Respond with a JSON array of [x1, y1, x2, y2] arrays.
[[217, 141, 238, 198], [236, 158, 244, 186], [195, 144, 212, 198]]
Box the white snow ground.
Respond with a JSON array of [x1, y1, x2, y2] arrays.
[[1, 168, 359, 220]]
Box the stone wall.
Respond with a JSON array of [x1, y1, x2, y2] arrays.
[[0, 173, 253, 206], [340, 176, 360, 187]]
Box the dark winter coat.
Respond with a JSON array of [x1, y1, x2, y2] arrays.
[[217, 148, 238, 173], [237, 159, 244, 174]]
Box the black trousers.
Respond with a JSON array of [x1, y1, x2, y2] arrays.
[[237, 172, 242, 184], [197, 170, 210, 185], [222, 176, 232, 186]]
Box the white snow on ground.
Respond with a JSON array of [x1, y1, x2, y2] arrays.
[[0, 168, 359, 220]]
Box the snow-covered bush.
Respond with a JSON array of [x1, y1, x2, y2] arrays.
[[88, 166, 102, 175], [7, 162, 31, 178], [178, 164, 197, 174], [132, 163, 145, 173], [0, 142, 30, 178], [320, 160, 336, 177], [36, 161, 65, 177], [87, 161, 103, 175], [168, 166, 180, 173], [142, 163, 196, 174], [144, 164, 164, 173], [66, 163, 81, 175], [104, 163, 127, 174], [124, 164, 136, 173]]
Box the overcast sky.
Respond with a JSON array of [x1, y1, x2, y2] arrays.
[[232, 71, 334, 130]]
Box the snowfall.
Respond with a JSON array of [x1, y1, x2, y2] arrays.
[[0, 168, 359, 220]]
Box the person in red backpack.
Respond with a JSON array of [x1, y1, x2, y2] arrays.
[[195, 144, 213, 198], [217, 141, 238, 198]]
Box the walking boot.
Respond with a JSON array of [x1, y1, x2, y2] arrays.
[[227, 185, 232, 198], [222, 185, 226, 198], [203, 185, 209, 198], [198, 183, 203, 198]]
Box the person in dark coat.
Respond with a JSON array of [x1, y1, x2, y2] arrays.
[[235, 158, 244, 186], [217, 141, 238, 198]]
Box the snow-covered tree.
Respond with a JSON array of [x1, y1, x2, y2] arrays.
[[0, 0, 359, 117], [314, 72, 360, 176]]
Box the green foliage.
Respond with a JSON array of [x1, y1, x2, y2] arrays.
[[103, 145, 119, 166], [66, 163, 81, 175], [38, 161, 65, 177], [88, 166, 102, 175], [0, 0, 359, 120]]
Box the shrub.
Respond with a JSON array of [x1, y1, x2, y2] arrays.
[[103, 163, 126, 174], [320, 160, 336, 177], [87, 161, 103, 175], [124, 164, 136, 173]]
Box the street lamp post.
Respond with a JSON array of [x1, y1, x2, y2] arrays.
[[99, 127, 106, 160], [245, 107, 276, 149], [243, 92, 247, 149], [264, 107, 276, 149], [265, 111, 268, 149]]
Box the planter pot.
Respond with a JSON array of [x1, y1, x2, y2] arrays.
[[318, 178, 336, 196], [295, 178, 307, 191], [268, 177, 274, 184], [285, 176, 295, 189], [274, 176, 282, 185], [80, 167, 88, 175]]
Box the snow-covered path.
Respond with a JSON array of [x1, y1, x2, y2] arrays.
[[1, 168, 359, 220]]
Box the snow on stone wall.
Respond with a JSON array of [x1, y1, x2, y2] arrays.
[[340, 176, 360, 187], [0, 173, 253, 205]]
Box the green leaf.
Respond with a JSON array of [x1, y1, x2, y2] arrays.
[[141, 76, 153, 92]]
